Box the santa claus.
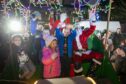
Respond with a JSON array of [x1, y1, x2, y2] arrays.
[[73, 18, 103, 75]]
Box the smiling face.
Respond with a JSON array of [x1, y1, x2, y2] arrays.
[[49, 40, 57, 49], [12, 36, 22, 47], [63, 28, 71, 37]]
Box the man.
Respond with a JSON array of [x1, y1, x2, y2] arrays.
[[73, 20, 103, 75], [56, 24, 76, 77]]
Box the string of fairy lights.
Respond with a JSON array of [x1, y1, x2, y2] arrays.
[[0, 0, 111, 14], [0, 0, 115, 23], [0, 0, 120, 34]]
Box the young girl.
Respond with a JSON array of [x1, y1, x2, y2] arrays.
[[42, 35, 61, 79]]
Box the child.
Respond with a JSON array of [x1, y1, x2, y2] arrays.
[[17, 49, 36, 79], [42, 35, 61, 79]]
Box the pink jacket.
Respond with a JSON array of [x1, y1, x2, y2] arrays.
[[42, 47, 61, 78]]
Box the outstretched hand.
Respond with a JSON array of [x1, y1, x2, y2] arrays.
[[51, 53, 58, 60]]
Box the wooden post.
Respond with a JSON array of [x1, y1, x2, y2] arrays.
[[106, 0, 113, 32], [105, 0, 113, 50]]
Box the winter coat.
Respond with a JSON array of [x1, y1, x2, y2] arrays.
[[55, 28, 76, 58], [30, 19, 37, 35], [34, 30, 45, 50], [73, 25, 96, 51], [72, 25, 104, 62], [3, 44, 20, 80], [42, 47, 61, 78]]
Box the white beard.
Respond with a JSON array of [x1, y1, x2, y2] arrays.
[[76, 29, 83, 50]]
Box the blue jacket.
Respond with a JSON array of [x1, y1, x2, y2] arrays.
[[30, 19, 37, 35], [34, 30, 45, 50], [56, 28, 76, 58]]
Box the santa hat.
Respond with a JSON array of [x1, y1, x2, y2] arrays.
[[45, 35, 57, 47]]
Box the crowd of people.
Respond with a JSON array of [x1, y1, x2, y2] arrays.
[[0, 11, 126, 84]]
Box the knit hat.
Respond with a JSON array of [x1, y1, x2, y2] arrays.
[[11, 34, 23, 41], [33, 11, 41, 17], [45, 35, 57, 47]]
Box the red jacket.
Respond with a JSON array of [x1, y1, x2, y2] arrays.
[[73, 25, 96, 51]]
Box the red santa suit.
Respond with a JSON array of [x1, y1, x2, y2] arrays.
[[73, 24, 103, 63], [49, 13, 70, 35]]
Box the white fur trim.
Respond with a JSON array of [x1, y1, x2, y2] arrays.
[[75, 51, 82, 56], [76, 29, 83, 50], [82, 50, 92, 55], [74, 67, 83, 73]]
